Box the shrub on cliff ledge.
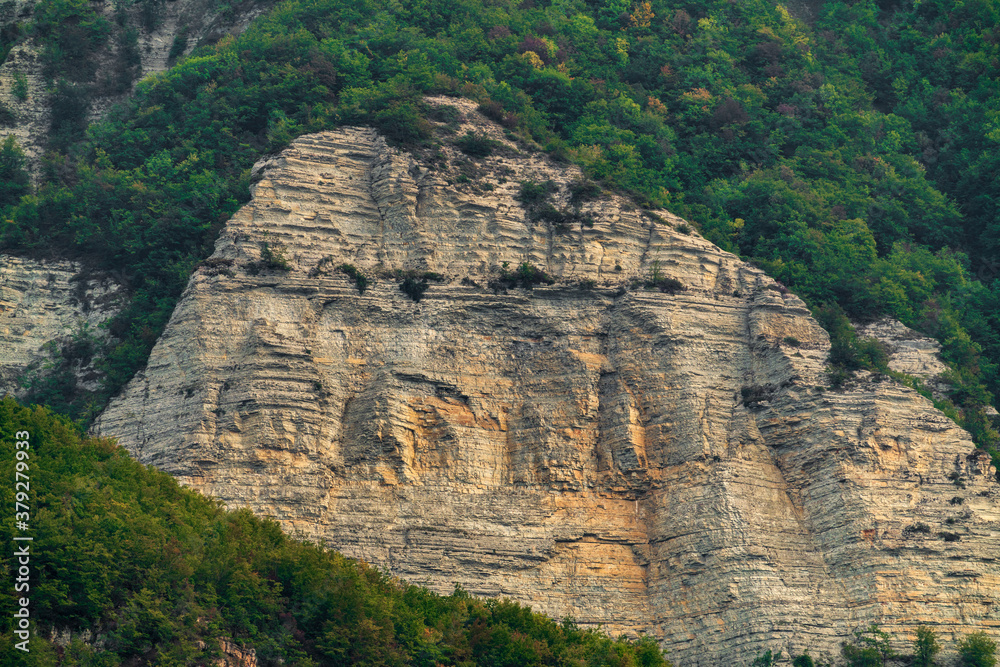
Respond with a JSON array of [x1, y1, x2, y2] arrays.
[[914, 626, 941, 667], [517, 180, 557, 206], [340, 263, 369, 294], [959, 631, 997, 667], [752, 649, 782, 666], [842, 624, 896, 667], [400, 276, 430, 302], [455, 131, 501, 158], [491, 261, 555, 291]]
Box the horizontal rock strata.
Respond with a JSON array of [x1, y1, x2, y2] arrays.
[[95, 100, 1000, 665], [0, 255, 120, 396]]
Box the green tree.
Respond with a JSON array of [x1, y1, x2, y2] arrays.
[[913, 626, 941, 667], [0, 135, 30, 210], [959, 632, 997, 667], [793, 654, 815, 667], [752, 649, 781, 666], [12, 72, 29, 101], [843, 624, 896, 667]]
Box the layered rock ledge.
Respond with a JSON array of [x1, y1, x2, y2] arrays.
[[94, 100, 1000, 665], [0, 255, 120, 397]]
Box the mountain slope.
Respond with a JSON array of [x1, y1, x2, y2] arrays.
[[1, 0, 997, 452], [94, 103, 1000, 665]]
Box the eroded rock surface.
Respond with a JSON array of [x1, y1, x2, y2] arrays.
[[0, 255, 121, 397], [95, 101, 1000, 665], [857, 318, 949, 382]]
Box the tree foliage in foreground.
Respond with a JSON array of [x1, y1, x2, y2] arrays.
[[0, 0, 997, 462], [0, 397, 670, 666], [959, 632, 998, 667], [913, 626, 941, 667]]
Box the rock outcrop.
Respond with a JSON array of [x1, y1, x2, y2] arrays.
[[0, 0, 263, 389], [94, 99, 1000, 665], [0, 256, 121, 397], [857, 317, 951, 395], [0, 0, 267, 168]]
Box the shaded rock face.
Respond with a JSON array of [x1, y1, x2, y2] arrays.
[[0, 256, 121, 397], [95, 101, 1000, 664], [0, 0, 267, 168]]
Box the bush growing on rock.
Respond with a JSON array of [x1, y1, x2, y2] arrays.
[[455, 131, 501, 158], [517, 180, 557, 206], [340, 263, 369, 294], [752, 649, 781, 666], [842, 624, 896, 667], [792, 654, 815, 667], [400, 276, 430, 302], [490, 261, 555, 291], [913, 626, 941, 667], [959, 632, 997, 667]]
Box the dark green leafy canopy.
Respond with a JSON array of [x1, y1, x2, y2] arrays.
[[959, 632, 998, 667], [913, 626, 942, 667], [842, 624, 896, 667], [0, 134, 30, 211]]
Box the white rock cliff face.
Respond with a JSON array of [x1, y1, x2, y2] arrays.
[[95, 102, 1000, 665]]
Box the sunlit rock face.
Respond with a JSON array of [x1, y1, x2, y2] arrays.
[[95, 99, 1000, 666]]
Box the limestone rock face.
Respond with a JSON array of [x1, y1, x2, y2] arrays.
[[95, 101, 1000, 665], [854, 318, 1000, 417], [857, 317, 950, 377], [0, 255, 121, 397]]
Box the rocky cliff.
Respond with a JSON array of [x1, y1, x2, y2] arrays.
[[94, 99, 1000, 665], [0, 256, 121, 397], [0, 0, 266, 394]]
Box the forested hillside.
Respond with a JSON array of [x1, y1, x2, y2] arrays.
[[1, 0, 997, 459], [3, 1, 1000, 664]]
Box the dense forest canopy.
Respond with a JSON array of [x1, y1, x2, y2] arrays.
[[0, 0, 997, 455]]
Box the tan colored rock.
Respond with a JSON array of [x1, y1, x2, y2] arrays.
[[95, 101, 1000, 665], [0, 255, 121, 397], [214, 639, 257, 667], [857, 317, 950, 387], [855, 319, 1000, 417]]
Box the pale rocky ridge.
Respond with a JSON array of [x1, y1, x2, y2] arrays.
[[856, 317, 1000, 417], [92, 99, 1000, 665], [857, 318, 949, 381]]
